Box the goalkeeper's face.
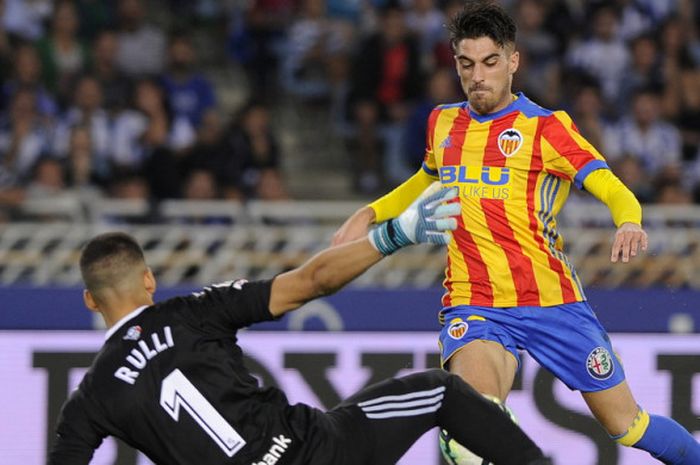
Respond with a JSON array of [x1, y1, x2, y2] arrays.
[[454, 36, 519, 115]]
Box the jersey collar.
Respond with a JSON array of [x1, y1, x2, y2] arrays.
[[105, 305, 149, 341], [468, 92, 525, 123]]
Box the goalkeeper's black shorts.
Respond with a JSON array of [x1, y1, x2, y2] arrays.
[[305, 369, 548, 465]]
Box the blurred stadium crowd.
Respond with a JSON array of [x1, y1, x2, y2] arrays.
[[0, 0, 700, 224]]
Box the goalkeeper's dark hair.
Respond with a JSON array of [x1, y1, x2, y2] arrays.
[[80, 232, 146, 293], [448, 0, 516, 51]]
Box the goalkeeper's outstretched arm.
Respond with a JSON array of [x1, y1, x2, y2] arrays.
[[332, 168, 436, 245], [272, 185, 457, 315]]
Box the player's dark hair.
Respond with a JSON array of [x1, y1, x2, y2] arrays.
[[80, 232, 146, 292], [448, 0, 516, 50]]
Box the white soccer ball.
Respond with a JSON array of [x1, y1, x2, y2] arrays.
[[438, 398, 518, 465]]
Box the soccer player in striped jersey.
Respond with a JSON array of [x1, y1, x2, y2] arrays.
[[333, 1, 700, 464], [49, 187, 551, 465]]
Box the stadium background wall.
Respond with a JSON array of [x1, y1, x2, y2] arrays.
[[1, 287, 699, 332], [1, 332, 699, 465]]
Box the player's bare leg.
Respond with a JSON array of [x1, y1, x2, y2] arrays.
[[583, 380, 700, 464], [582, 381, 639, 435], [448, 339, 518, 401], [584, 381, 661, 460]]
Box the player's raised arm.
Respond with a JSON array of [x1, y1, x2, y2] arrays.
[[582, 169, 649, 263], [271, 184, 458, 315], [331, 168, 435, 245]]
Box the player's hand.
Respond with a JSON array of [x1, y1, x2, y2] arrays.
[[332, 206, 376, 246], [369, 183, 460, 255], [611, 222, 648, 263], [398, 182, 460, 245]]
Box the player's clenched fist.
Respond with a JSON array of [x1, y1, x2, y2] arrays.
[[611, 222, 648, 263]]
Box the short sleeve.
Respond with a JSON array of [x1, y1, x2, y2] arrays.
[[185, 279, 274, 331], [541, 111, 609, 189]]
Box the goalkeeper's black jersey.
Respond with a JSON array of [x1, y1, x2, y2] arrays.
[[49, 279, 331, 465]]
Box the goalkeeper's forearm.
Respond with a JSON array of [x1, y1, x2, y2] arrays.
[[368, 168, 436, 222], [268, 238, 384, 316], [272, 183, 458, 315], [582, 169, 642, 226]]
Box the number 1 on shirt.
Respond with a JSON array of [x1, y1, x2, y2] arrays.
[[160, 369, 247, 457]]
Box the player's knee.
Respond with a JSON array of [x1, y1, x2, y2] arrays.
[[611, 408, 650, 447]]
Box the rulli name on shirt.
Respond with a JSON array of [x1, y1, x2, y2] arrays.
[[114, 326, 174, 385]]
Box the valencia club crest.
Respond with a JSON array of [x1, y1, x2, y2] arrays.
[[497, 128, 523, 157]]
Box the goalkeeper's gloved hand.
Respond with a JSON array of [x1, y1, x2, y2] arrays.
[[368, 182, 460, 256]]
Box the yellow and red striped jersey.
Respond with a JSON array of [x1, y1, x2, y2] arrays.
[[424, 93, 609, 308]]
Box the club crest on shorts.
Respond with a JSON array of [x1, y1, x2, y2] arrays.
[[123, 325, 142, 341], [497, 128, 523, 157], [447, 319, 468, 340], [586, 347, 614, 380]]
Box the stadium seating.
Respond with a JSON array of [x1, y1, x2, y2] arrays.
[[2, 199, 700, 289]]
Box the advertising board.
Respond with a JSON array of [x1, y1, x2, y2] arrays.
[[1, 332, 698, 465]]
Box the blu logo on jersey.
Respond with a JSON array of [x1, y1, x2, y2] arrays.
[[439, 166, 511, 200], [438, 166, 510, 185]]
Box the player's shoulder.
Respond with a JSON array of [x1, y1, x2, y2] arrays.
[[512, 93, 559, 119], [432, 102, 467, 117], [72, 347, 120, 400], [188, 278, 273, 316], [514, 95, 580, 134], [190, 278, 250, 298], [428, 102, 467, 129], [434, 102, 467, 111], [145, 279, 251, 318]]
